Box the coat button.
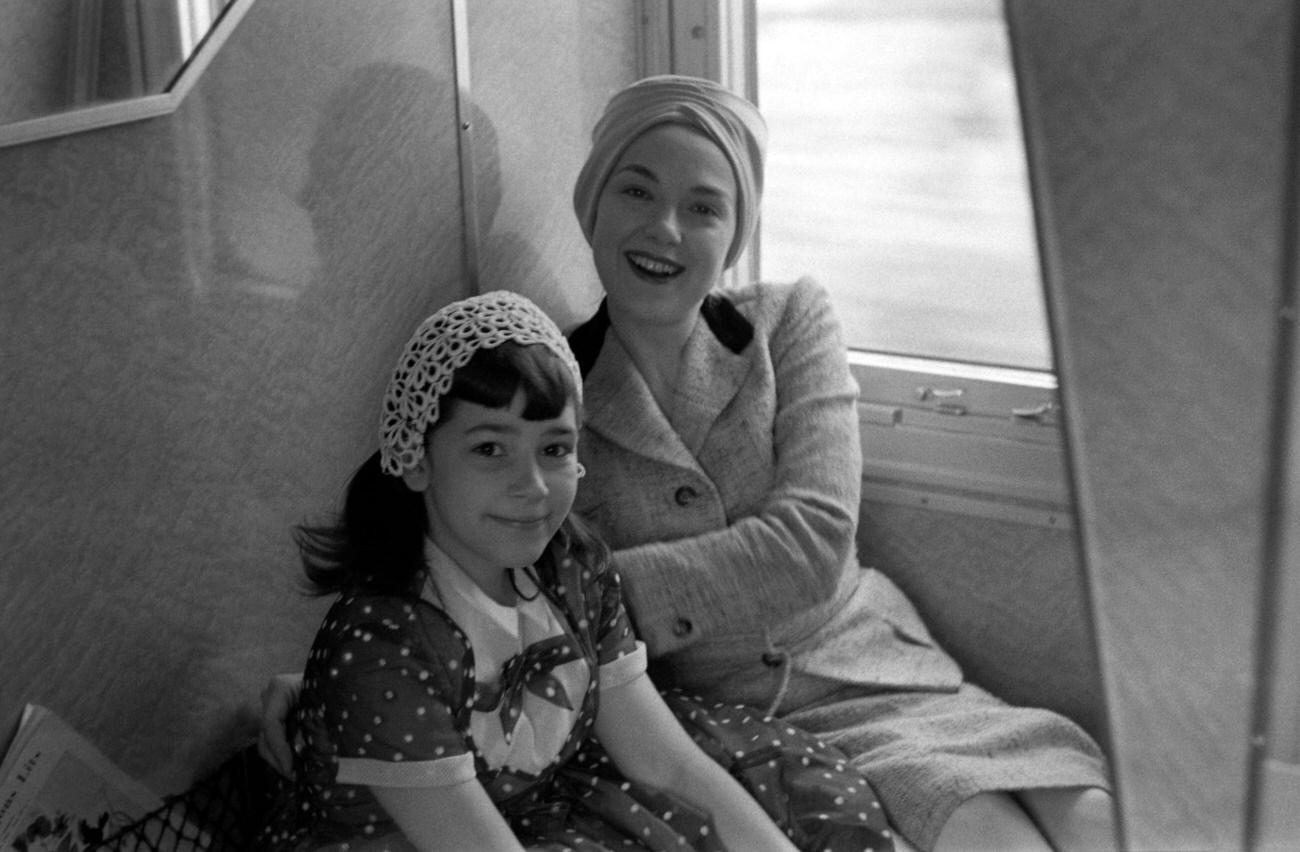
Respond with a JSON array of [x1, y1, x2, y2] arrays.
[[672, 618, 694, 637], [674, 486, 698, 506]]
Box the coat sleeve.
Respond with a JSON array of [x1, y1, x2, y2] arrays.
[[612, 279, 863, 655]]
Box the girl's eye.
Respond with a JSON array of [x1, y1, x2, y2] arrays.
[[691, 202, 721, 218], [619, 185, 650, 200], [543, 443, 575, 459], [471, 442, 504, 457]]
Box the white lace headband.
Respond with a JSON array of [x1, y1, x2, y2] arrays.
[[378, 291, 582, 477]]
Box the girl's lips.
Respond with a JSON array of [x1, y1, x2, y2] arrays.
[[492, 515, 549, 529], [626, 250, 683, 278]]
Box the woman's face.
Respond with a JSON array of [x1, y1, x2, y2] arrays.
[[591, 124, 738, 329]]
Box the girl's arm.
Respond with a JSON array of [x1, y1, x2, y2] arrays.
[[371, 779, 527, 852], [594, 674, 799, 852], [259, 675, 533, 852]]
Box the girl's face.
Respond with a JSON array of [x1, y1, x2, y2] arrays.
[[404, 389, 579, 587], [591, 123, 737, 329]]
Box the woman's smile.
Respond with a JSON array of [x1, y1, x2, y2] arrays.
[[626, 250, 683, 279]]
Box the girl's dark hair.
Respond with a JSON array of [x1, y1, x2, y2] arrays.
[[296, 340, 591, 596]]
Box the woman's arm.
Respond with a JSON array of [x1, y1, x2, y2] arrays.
[[610, 279, 863, 648], [594, 674, 799, 852], [371, 779, 527, 852], [257, 672, 302, 776]]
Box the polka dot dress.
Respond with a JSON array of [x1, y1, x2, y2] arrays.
[[255, 549, 893, 851]]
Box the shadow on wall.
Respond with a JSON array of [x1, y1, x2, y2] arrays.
[[266, 60, 563, 314], [0, 56, 559, 793], [301, 63, 499, 294]]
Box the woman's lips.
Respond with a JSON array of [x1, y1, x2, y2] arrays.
[[626, 250, 683, 278]]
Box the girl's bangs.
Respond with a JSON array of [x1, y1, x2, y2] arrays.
[[448, 342, 579, 421]]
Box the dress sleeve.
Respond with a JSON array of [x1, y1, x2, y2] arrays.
[[611, 279, 863, 649], [582, 558, 648, 687], [311, 595, 478, 788]]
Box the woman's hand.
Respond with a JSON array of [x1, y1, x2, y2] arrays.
[[257, 672, 303, 776]]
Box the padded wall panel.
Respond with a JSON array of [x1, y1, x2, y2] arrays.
[[0, 0, 464, 793], [1007, 1, 1292, 847], [466, 0, 640, 328], [0, 2, 71, 124], [858, 501, 1105, 744]]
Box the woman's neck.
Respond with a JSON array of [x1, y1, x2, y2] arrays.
[[607, 306, 699, 413]]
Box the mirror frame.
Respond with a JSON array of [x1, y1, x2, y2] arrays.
[[0, 0, 255, 149]]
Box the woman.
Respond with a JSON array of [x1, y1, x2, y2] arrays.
[[563, 75, 1114, 852], [266, 75, 1114, 852]]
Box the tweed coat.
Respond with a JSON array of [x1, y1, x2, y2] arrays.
[[569, 278, 963, 713]]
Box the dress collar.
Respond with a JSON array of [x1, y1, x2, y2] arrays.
[[420, 538, 541, 630]]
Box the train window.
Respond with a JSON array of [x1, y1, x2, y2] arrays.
[[755, 0, 1050, 370], [642, 0, 1068, 523]]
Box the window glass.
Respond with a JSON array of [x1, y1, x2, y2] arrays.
[[756, 0, 1051, 370]]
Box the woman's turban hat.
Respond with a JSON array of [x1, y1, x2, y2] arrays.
[[572, 75, 767, 270]]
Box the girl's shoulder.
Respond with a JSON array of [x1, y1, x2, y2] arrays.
[[319, 588, 468, 656], [534, 538, 622, 610], [535, 547, 609, 593], [309, 590, 472, 709]]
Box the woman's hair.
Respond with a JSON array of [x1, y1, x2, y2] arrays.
[[296, 340, 596, 596]]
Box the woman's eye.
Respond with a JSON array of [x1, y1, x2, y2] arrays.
[[471, 442, 504, 457], [620, 185, 649, 200], [691, 203, 721, 218], [543, 443, 575, 459]]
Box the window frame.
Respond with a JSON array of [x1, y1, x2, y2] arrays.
[[850, 350, 1069, 528]]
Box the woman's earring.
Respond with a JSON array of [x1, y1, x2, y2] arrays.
[[575, 462, 587, 479]]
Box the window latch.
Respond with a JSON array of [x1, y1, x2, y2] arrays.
[[916, 386, 967, 416], [1011, 401, 1058, 424]]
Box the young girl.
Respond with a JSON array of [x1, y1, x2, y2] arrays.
[[255, 291, 894, 852]]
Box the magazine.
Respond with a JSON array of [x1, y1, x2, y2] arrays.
[[0, 704, 162, 851]]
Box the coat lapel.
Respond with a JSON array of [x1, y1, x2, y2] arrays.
[[575, 293, 754, 468], [669, 318, 751, 458], [582, 328, 699, 471]]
